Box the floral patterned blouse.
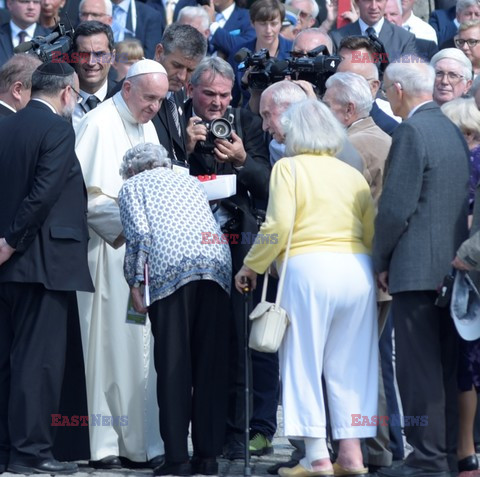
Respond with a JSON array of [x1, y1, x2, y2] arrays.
[[119, 167, 232, 303]]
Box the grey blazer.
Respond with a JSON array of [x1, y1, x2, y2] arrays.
[[330, 19, 417, 61], [373, 102, 470, 294]]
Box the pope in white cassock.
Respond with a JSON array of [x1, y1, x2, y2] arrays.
[[74, 59, 169, 467]]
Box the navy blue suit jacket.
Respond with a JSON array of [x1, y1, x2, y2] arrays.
[[0, 22, 49, 67], [370, 101, 398, 136], [428, 6, 456, 46], [210, 6, 255, 56], [330, 19, 417, 62], [126, 1, 165, 59]]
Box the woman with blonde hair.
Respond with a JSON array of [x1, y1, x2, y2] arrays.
[[235, 99, 378, 477]]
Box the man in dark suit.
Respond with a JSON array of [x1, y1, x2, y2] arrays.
[[0, 52, 41, 115], [71, 20, 117, 128], [111, 0, 164, 59], [0, 61, 94, 475], [0, 0, 49, 66], [373, 58, 470, 477], [152, 23, 206, 164], [185, 56, 271, 460], [330, 0, 416, 62]]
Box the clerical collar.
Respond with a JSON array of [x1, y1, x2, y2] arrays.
[[359, 17, 384, 37], [114, 91, 138, 124]]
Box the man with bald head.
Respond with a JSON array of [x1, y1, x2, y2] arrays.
[[338, 35, 399, 134], [75, 60, 168, 470], [292, 26, 333, 54], [374, 57, 470, 477]]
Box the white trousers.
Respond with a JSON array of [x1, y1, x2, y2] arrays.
[[279, 252, 378, 441]]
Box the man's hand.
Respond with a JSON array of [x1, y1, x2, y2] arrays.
[[377, 271, 389, 293], [234, 265, 258, 293], [452, 256, 474, 271], [292, 79, 317, 99], [214, 131, 247, 167], [0, 238, 15, 266], [186, 116, 207, 155], [131, 286, 147, 314]]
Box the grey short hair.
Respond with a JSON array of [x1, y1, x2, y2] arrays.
[[0, 54, 42, 94], [293, 28, 333, 54], [457, 0, 480, 16], [161, 24, 207, 60], [286, 0, 319, 19], [78, 0, 112, 16], [31, 67, 76, 97], [431, 48, 473, 80], [120, 143, 172, 179], [262, 80, 307, 112], [190, 56, 234, 86], [177, 6, 210, 31], [458, 18, 480, 32], [325, 72, 373, 118], [282, 99, 346, 156], [441, 97, 480, 139], [385, 57, 435, 95]]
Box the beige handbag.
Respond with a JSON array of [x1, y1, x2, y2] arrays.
[[248, 158, 296, 353]]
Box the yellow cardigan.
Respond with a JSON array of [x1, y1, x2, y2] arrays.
[[244, 154, 375, 274]]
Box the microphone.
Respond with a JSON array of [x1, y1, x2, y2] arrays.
[[13, 40, 34, 53], [234, 47, 251, 64]]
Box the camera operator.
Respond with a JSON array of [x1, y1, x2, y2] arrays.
[[185, 56, 271, 460]]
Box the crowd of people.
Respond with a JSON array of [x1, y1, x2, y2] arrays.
[[1, 0, 480, 476]]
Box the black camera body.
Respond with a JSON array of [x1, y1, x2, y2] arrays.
[[14, 22, 74, 63], [236, 46, 341, 95], [196, 114, 234, 154]]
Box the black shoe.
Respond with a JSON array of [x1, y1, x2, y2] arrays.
[[267, 459, 299, 475], [149, 455, 166, 469], [223, 440, 245, 460], [89, 455, 122, 469], [377, 464, 451, 477], [369, 464, 391, 475], [191, 456, 218, 475], [154, 460, 192, 476], [458, 454, 479, 472], [8, 459, 78, 474]]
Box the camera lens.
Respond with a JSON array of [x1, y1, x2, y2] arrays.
[[210, 118, 232, 139]]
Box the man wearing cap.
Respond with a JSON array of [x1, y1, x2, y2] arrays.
[[0, 61, 94, 474], [75, 59, 168, 470]]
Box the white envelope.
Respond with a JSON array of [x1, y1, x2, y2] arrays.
[[198, 174, 237, 200]]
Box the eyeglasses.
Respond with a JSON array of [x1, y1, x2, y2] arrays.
[[454, 38, 480, 48], [70, 85, 83, 104], [16, 0, 41, 4], [434, 70, 465, 84]]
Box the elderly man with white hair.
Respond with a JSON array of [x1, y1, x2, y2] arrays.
[[78, 0, 112, 24], [374, 57, 470, 477], [430, 48, 473, 105], [75, 59, 169, 470], [323, 72, 391, 204], [177, 6, 210, 39]]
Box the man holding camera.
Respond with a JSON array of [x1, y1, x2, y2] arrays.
[[185, 56, 271, 460]]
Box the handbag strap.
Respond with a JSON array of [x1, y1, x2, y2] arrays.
[[261, 158, 297, 306]]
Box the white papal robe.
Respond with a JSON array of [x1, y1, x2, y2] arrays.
[[75, 92, 163, 462]]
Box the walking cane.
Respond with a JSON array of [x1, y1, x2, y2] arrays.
[[242, 278, 251, 477]]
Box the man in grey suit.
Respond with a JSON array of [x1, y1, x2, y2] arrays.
[[373, 58, 470, 477], [330, 0, 416, 61]]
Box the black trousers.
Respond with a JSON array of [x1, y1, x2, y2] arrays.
[[0, 282, 70, 466], [149, 280, 230, 463], [392, 290, 459, 472]]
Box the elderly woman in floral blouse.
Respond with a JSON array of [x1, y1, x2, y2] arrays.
[[118, 143, 232, 477]]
